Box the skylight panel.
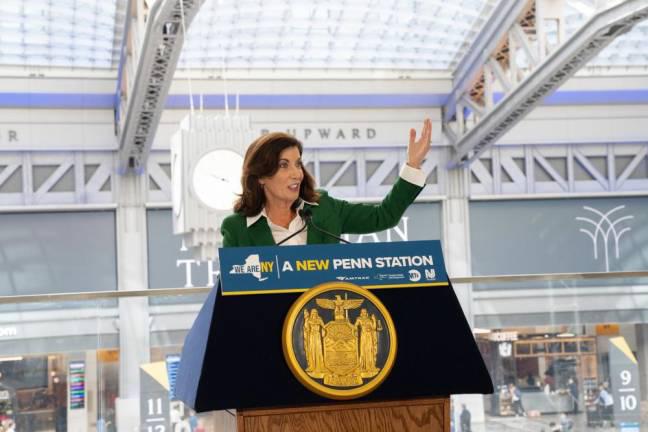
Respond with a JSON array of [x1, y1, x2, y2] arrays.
[[0, 0, 120, 69], [179, 0, 494, 72], [564, 0, 648, 68]]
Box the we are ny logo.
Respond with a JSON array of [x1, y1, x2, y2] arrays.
[[575, 206, 634, 272]]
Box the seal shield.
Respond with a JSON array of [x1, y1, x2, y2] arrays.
[[282, 281, 397, 399]]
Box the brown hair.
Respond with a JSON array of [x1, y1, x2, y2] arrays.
[[234, 132, 319, 216]]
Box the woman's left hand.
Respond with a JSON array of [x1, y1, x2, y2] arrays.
[[406, 118, 432, 169]]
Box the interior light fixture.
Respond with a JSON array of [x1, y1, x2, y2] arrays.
[[0, 356, 24, 362], [557, 332, 576, 338]]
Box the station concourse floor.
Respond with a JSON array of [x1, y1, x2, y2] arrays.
[[477, 412, 633, 432]]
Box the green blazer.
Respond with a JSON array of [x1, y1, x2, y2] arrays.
[[221, 177, 423, 247]]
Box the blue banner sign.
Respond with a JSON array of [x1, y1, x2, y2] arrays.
[[218, 240, 448, 295]]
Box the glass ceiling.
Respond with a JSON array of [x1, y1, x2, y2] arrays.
[[178, 0, 499, 71], [564, 0, 648, 68], [0, 0, 123, 69], [0, 0, 645, 72]]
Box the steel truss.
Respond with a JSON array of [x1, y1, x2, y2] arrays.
[[117, 0, 204, 172], [470, 143, 648, 196], [146, 147, 445, 203], [0, 152, 114, 206], [2, 144, 647, 207], [445, 0, 648, 167]]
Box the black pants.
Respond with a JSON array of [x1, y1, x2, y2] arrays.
[[512, 400, 525, 415], [55, 406, 67, 432]]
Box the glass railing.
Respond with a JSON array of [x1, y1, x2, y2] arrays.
[[0, 270, 647, 432]]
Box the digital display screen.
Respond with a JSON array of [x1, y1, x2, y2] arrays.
[[69, 362, 85, 409], [165, 354, 181, 400]]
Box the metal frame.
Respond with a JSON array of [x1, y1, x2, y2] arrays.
[[117, 0, 205, 172], [2, 142, 647, 207], [144, 146, 446, 203], [1, 271, 646, 305], [470, 143, 648, 196], [0, 151, 114, 206], [444, 0, 530, 125], [445, 0, 648, 167]]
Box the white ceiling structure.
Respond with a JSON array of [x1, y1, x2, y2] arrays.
[[178, 0, 499, 71], [0, 0, 124, 69], [564, 0, 648, 67], [1, 0, 646, 74]]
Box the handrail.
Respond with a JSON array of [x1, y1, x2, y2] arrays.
[[451, 270, 648, 284], [1, 271, 647, 305]]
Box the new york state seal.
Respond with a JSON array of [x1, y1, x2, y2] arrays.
[[282, 281, 397, 399]]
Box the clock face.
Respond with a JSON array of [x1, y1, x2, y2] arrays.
[[172, 153, 182, 216], [192, 149, 244, 211]]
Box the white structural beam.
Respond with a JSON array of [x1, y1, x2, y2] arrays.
[[446, 0, 648, 167], [117, 0, 205, 173], [444, 0, 530, 124], [3, 144, 648, 209], [469, 143, 648, 197]]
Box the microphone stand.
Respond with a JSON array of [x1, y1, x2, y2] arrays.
[[299, 208, 351, 244], [275, 208, 353, 245], [276, 221, 308, 246]]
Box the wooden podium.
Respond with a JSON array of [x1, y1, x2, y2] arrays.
[[175, 241, 492, 432], [237, 397, 450, 432]]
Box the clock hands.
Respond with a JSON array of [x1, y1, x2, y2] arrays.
[[211, 174, 231, 183]]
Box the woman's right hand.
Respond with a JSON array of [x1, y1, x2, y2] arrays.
[[406, 118, 432, 169]]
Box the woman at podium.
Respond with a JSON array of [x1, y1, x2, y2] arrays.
[[221, 119, 432, 247]]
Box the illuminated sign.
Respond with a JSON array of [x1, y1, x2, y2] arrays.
[[69, 362, 86, 409], [166, 354, 181, 400], [0, 327, 17, 338]]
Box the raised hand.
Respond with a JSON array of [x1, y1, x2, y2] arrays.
[[406, 118, 432, 169]]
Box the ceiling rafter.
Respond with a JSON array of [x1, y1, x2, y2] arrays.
[[445, 0, 648, 168]]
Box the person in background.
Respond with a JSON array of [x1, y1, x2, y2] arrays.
[[596, 383, 614, 426], [567, 377, 579, 413], [544, 372, 555, 392], [96, 416, 108, 432], [459, 403, 471, 432], [188, 410, 198, 431], [52, 374, 67, 432], [194, 419, 206, 432], [221, 119, 432, 247], [509, 383, 526, 417], [559, 412, 573, 431]]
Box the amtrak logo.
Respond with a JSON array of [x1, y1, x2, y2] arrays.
[[229, 254, 274, 281]]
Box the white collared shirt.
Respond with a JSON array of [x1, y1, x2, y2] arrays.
[[246, 199, 315, 246], [246, 164, 425, 246]]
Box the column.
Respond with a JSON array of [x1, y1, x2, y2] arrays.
[[442, 166, 473, 323], [635, 323, 648, 401], [443, 165, 486, 425], [115, 171, 151, 432]]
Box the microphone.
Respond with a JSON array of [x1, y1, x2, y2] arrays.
[[299, 208, 351, 244], [298, 207, 311, 221]]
